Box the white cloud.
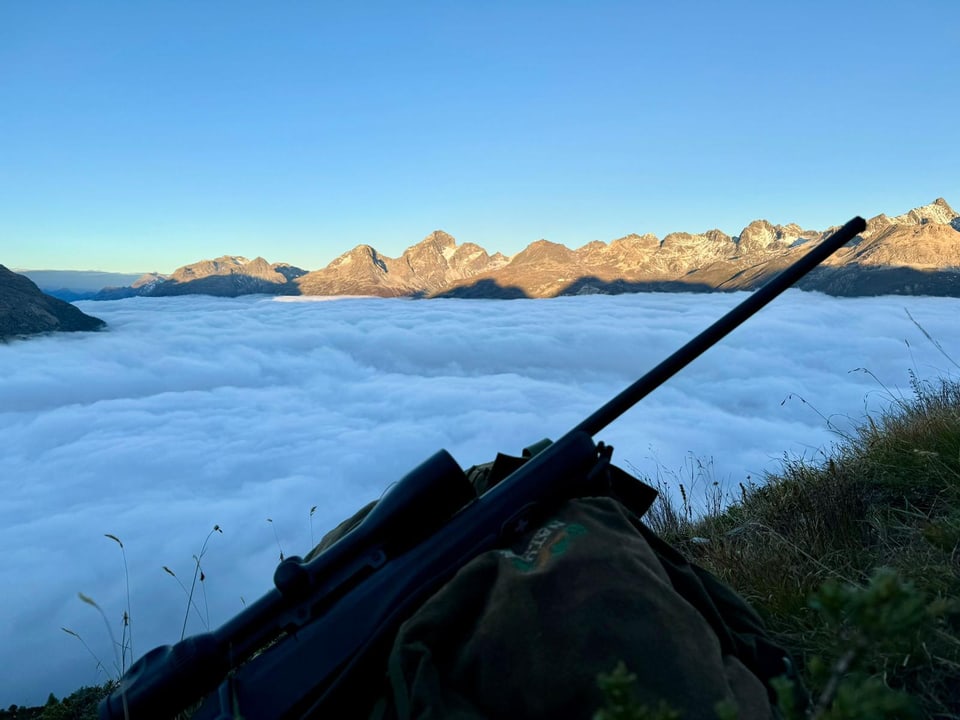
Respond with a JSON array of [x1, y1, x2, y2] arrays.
[[0, 291, 957, 706]]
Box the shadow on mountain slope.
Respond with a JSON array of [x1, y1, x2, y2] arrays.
[[556, 276, 718, 296], [560, 267, 960, 299], [797, 265, 960, 297], [432, 278, 531, 299]]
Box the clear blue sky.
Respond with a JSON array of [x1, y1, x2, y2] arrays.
[[2, 0, 957, 273]]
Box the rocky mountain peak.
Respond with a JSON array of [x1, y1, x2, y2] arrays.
[[450, 241, 499, 275], [736, 220, 819, 254], [653, 230, 736, 276], [577, 240, 608, 252], [737, 220, 784, 254], [400, 231, 465, 286], [894, 198, 959, 227], [171, 256, 247, 281], [137, 254, 307, 297], [862, 213, 894, 240], [661, 230, 735, 256], [703, 229, 733, 245], [244, 256, 276, 276], [401, 231, 458, 265], [841, 222, 960, 270], [403, 231, 456, 258], [510, 240, 577, 266], [609, 233, 661, 252], [329, 245, 384, 271], [416, 230, 457, 249], [132, 272, 167, 289]]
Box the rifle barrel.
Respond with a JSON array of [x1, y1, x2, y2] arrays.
[[570, 216, 866, 438]]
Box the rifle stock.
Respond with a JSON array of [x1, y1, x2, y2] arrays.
[[101, 216, 866, 719]]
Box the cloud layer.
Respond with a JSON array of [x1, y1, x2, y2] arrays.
[[1, 291, 957, 705]]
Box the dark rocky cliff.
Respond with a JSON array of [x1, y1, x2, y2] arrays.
[[0, 265, 105, 339]]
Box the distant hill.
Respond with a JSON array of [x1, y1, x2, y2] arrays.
[[93, 272, 169, 300], [17, 270, 146, 300], [92, 257, 306, 299], [0, 266, 106, 339]]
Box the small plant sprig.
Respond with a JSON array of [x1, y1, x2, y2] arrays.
[[104, 533, 133, 672], [267, 517, 285, 561], [905, 308, 960, 371], [793, 567, 952, 720], [593, 662, 681, 720], [62, 532, 136, 682], [60, 624, 108, 682], [163, 523, 222, 639], [62, 592, 121, 683]]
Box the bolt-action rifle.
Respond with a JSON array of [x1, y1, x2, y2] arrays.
[[100, 216, 866, 720]]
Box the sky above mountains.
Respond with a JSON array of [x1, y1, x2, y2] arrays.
[[2, 1, 958, 273]]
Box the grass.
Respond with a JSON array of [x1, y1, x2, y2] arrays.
[[644, 375, 960, 718], [13, 377, 960, 719], [9, 528, 223, 720]]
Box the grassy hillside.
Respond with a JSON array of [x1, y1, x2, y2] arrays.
[[12, 377, 960, 719], [644, 376, 960, 718]]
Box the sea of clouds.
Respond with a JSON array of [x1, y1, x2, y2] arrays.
[[1, 290, 958, 706]]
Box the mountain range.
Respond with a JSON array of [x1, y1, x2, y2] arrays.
[[22, 198, 960, 301]]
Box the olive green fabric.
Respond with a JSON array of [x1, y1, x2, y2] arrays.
[[372, 497, 775, 720], [307, 458, 795, 719]]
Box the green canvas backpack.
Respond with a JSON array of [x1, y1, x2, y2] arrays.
[[307, 450, 802, 719]]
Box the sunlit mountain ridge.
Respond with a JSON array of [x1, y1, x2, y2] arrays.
[[13, 198, 960, 301]]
